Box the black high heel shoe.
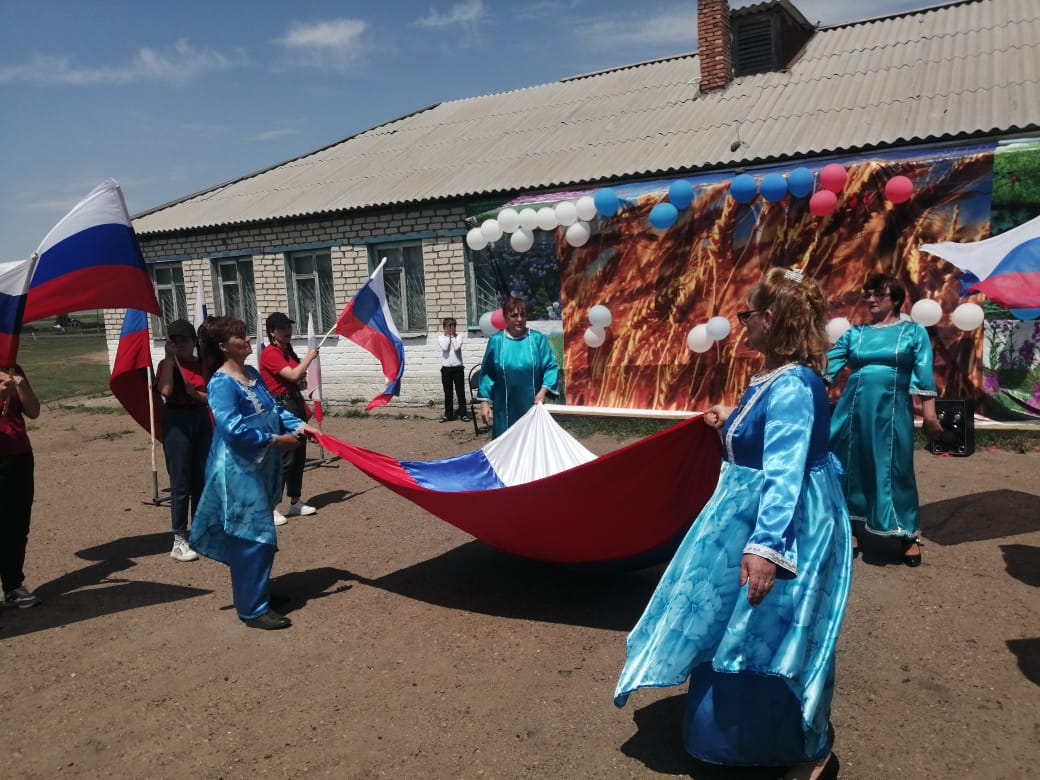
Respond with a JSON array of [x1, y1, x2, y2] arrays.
[[902, 537, 923, 567]]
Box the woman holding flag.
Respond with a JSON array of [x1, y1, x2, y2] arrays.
[[260, 312, 320, 524], [190, 316, 318, 630], [154, 319, 211, 562]]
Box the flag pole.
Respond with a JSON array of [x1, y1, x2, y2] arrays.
[[146, 364, 163, 505]]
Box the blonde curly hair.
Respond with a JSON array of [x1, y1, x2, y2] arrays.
[[748, 268, 829, 374]]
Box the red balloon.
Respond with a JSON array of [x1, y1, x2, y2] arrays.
[[819, 163, 847, 193], [885, 175, 914, 204], [809, 190, 838, 217], [490, 309, 506, 330]]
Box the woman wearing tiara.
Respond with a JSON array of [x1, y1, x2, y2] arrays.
[[615, 268, 852, 780]]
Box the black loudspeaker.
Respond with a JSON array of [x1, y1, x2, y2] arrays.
[[929, 398, 975, 457]]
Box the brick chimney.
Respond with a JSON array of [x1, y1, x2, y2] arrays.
[[697, 0, 733, 92]]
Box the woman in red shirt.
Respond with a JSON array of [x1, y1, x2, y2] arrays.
[[0, 364, 42, 608], [154, 319, 212, 561], [259, 312, 319, 525]]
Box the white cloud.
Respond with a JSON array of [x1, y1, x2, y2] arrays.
[[248, 128, 300, 142], [582, 7, 697, 49], [0, 41, 245, 86], [415, 0, 485, 29], [276, 19, 368, 70]]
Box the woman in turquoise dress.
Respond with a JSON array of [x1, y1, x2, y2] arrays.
[[615, 268, 852, 780], [477, 296, 559, 438], [826, 274, 942, 565], [189, 316, 317, 630]]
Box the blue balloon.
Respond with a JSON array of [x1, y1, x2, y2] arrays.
[[729, 174, 758, 204], [649, 202, 679, 230], [761, 173, 788, 202], [668, 179, 694, 210], [788, 167, 815, 198], [594, 188, 620, 217]]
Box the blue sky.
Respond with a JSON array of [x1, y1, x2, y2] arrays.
[[1, 0, 931, 262]]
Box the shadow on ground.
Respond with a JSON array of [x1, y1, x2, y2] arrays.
[[920, 490, 1040, 545], [1, 532, 210, 639], [367, 540, 664, 630]]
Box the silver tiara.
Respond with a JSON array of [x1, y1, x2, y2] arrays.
[[783, 268, 805, 283]]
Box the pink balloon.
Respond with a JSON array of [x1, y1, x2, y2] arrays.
[[809, 190, 838, 217], [884, 175, 914, 204], [490, 309, 506, 330], [819, 163, 847, 193]]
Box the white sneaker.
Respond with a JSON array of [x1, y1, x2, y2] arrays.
[[286, 501, 316, 517], [273, 510, 288, 526], [170, 538, 199, 562]]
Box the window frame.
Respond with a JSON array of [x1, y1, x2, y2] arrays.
[[150, 262, 187, 338], [212, 257, 257, 331], [368, 241, 426, 334], [285, 249, 337, 333]]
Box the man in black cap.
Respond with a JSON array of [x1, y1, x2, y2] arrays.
[[259, 312, 320, 524]]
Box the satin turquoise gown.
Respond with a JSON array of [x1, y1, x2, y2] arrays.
[[826, 321, 937, 538], [190, 368, 306, 565], [615, 364, 853, 766], [477, 328, 559, 438]]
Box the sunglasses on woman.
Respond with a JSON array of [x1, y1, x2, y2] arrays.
[[736, 309, 765, 325]]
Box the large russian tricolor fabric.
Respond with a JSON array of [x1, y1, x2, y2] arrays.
[[316, 404, 723, 568], [0, 257, 36, 366], [109, 308, 163, 440], [24, 179, 160, 323], [305, 313, 324, 424], [333, 264, 404, 411], [920, 213, 1040, 313]]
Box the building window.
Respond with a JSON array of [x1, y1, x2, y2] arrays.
[[466, 231, 561, 323], [286, 250, 336, 332], [151, 262, 187, 337], [370, 242, 426, 333], [213, 258, 256, 330]]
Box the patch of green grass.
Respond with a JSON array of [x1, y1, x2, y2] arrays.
[[14, 334, 110, 403], [87, 430, 135, 442]]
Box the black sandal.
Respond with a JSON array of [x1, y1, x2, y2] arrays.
[[902, 537, 923, 567]]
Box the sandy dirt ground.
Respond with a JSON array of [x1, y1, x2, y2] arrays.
[[0, 407, 1037, 780]]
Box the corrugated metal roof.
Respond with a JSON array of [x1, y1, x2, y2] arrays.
[[134, 0, 1039, 235]]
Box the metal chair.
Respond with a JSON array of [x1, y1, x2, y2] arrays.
[[468, 365, 491, 436]]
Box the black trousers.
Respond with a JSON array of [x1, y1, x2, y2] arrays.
[[0, 451, 34, 593], [278, 394, 308, 500], [441, 365, 466, 418]]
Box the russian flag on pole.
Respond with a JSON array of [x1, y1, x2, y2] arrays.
[[0, 257, 37, 366], [920, 213, 1040, 313], [110, 308, 163, 440], [334, 261, 404, 411], [23, 179, 160, 323], [306, 312, 323, 424]]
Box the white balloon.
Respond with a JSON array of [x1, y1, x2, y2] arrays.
[[705, 316, 731, 340], [480, 219, 503, 243], [687, 324, 713, 353], [910, 298, 943, 327], [497, 208, 520, 233], [466, 227, 488, 251], [951, 302, 985, 331], [535, 206, 558, 231], [584, 326, 606, 348], [588, 304, 612, 328], [510, 227, 534, 252], [565, 221, 591, 247], [554, 200, 579, 227], [479, 311, 497, 336], [518, 208, 539, 231], [575, 195, 598, 222], [826, 316, 852, 344]]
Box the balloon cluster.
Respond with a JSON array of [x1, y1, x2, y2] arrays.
[[466, 196, 601, 253], [686, 316, 731, 353], [478, 309, 507, 335], [824, 300, 985, 344], [910, 299, 984, 330], [727, 163, 916, 218], [584, 304, 612, 348]]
